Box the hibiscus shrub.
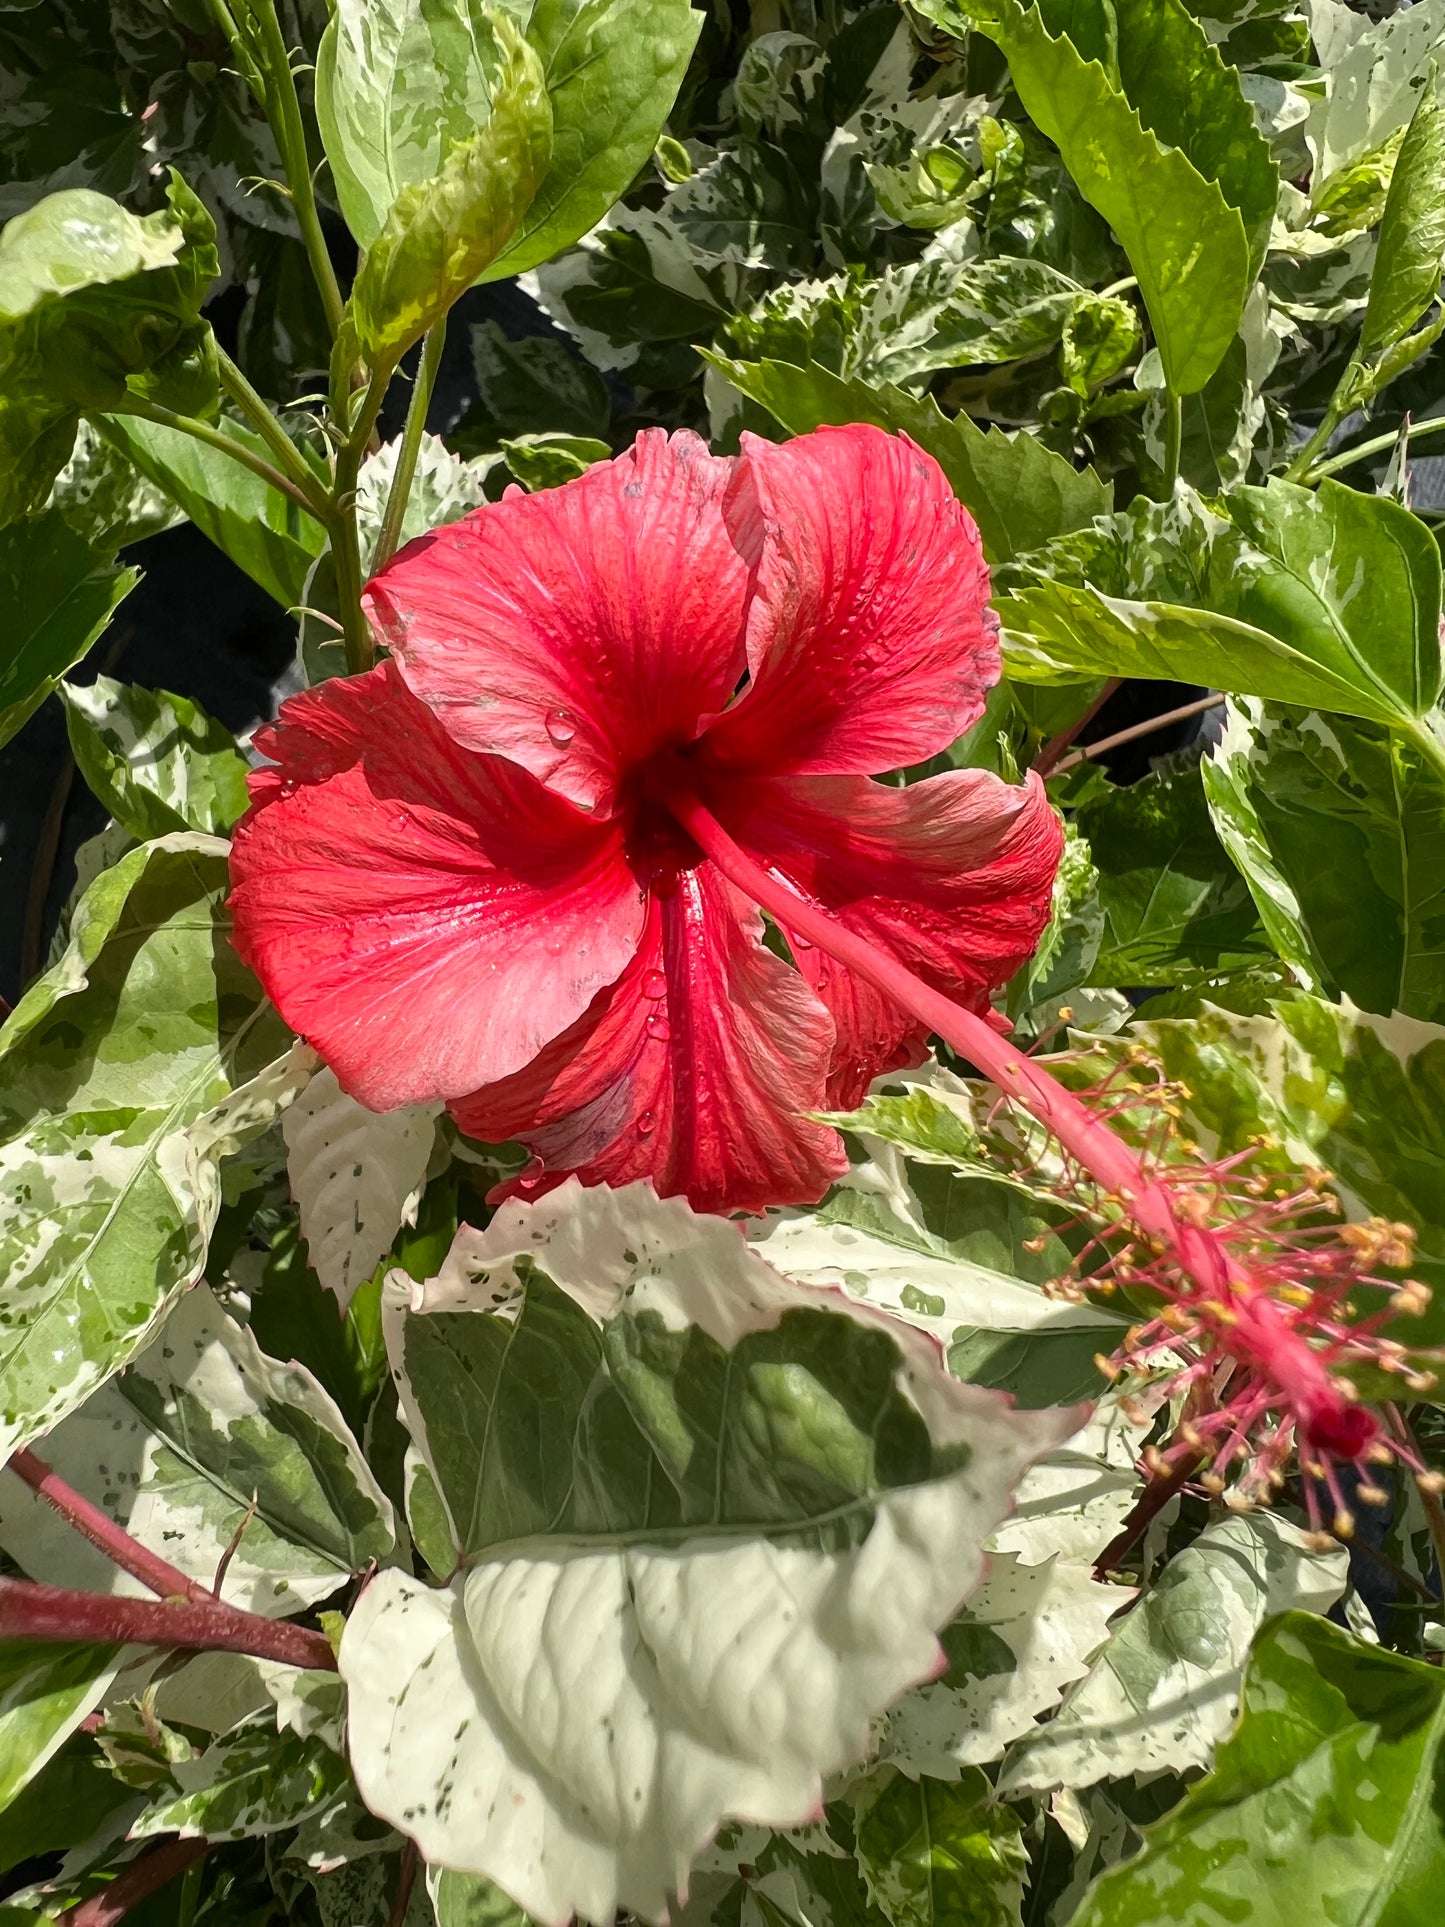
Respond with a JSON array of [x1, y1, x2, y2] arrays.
[[4, 2, 1445, 1925]]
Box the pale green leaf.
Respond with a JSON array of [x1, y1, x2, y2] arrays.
[[341, 1180, 1080, 1925], [131, 1720, 352, 1842], [59, 675, 251, 840], [1069, 1612, 1445, 1926], [0, 1283, 397, 1614], [283, 1067, 439, 1311], [1359, 68, 1445, 362], [1000, 1512, 1347, 1791], [346, 15, 552, 371], [0, 837, 294, 1459], [853, 1767, 1027, 1927]]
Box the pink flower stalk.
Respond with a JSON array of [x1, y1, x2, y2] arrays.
[[229, 423, 1420, 1490]]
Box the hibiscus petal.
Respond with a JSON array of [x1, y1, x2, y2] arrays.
[[714, 769, 1062, 1109], [229, 663, 644, 1111], [364, 429, 752, 817], [702, 424, 999, 779], [451, 866, 847, 1216]]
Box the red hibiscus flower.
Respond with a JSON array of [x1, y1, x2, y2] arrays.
[[229, 424, 1062, 1215]]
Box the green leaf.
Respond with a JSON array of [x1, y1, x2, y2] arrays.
[[955, 0, 1273, 393], [482, 0, 705, 283], [282, 1066, 439, 1311], [1002, 479, 1445, 728], [465, 319, 611, 443], [0, 508, 136, 750], [96, 412, 326, 610], [317, 0, 519, 249], [0, 836, 294, 1459], [1002, 1512, 1347, 1791], [1076, 759, 1271, 987], [1069, 1612, 1445, 1926], [428, 1868, 529, 1927], [0, 1744, 137, 1878], [1203, 700, 1445, 1024], [499, 430, 610, 488], [0, 1283, 397, 1616], [341, 1180, 1079, 1925], [46, 420, 183, 553], [0, 1643, 121, 1814], [708, 354, 1109, 563], [59, 675, 252, 839], [0, 174, 219, 522], [131, 1720, 352, 1842], [345, 14, 553, 372], [853, 1767, 1027, 1927], [1359, 69, 1445, 363]]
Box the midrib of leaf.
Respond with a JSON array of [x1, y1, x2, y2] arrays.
[[469, 1484, 898, 1563], [0, 997, 270, 1391]]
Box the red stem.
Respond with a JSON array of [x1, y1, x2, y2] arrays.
[[58, 1838, 208, 1927], [7, 1448, 218, 1605], [664, 773, 1351, 1430], [1093, 1450, 1203, 1578], [0, 1577, 336, 1671], [1031, 677, 1122, 777]]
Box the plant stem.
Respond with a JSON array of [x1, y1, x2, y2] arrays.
[[1307, 412, 1445, 481], [1031, 678, 1121, 777], [109, 400, 327, 524], [1161, 389, 1182, 497], [372, 320, 447, 577], [387, 1842, 420, 1927], [0, 1577, 337, 1670], [6, 1448, 218, 1605], [1283, 400, 1346, 484], [249, 0, 344, 337], [1094, 1449, 1202, 1578], [58, 1839, 209, 1927], [215, 346, 329, 503], [330, 375, 390, 675], [1049, 692, 1222, 774]]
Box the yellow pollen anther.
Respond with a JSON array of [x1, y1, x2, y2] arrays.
[[1333, 1509, 1356, 1539], [1357, 1483, 1390, 1507]]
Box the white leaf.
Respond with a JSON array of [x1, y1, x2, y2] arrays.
[[999, 1510, 1349, 1791], [876, 1553, 1128, 1773], [343, 1180, 1081, 1926], [283, 1066, 439, 1308]]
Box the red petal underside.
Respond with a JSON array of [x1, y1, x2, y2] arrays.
[[701, 425, 998, 779], [229, 663, 644, 1110], [450, 866, 847, 1216], [713, 769, 1063, 1109], [364, 429, 752, 817]]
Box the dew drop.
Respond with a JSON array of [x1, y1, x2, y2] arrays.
[[636, 1109, 656, 1138], [545, 707, 577, 746], [646, 1012, 671, 1041], [650, 862, 680, 900], [793, 933, 812, 951], [517, 1156, 546, 1193], [815, 969, 830, 989], [642, 969, 667, 1000]]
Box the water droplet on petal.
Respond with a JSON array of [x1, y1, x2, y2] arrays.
[[517, 1156, 546, 1193], [815, 969, 830, 989], [545, 707, 577, 746], [646, 1012, 671, 1041], [793, 933, 812, 951], [636, 1109, 656, 1138], [643, 969, 667, 1000], [650, 863, 680, 900]]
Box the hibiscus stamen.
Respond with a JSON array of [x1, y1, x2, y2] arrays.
[[659, 767, 1433, 1506]]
